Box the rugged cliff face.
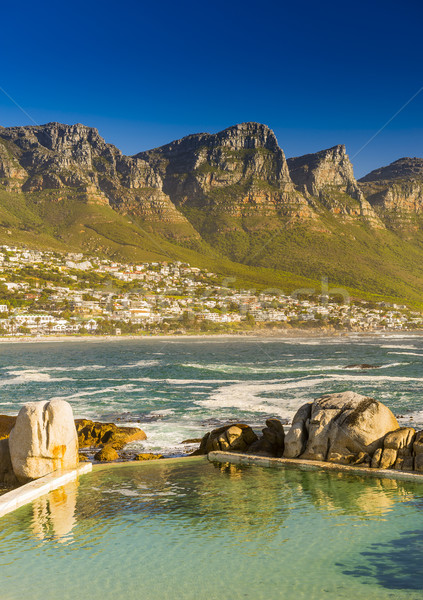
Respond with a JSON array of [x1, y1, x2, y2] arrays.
[[0, 123, 196, 236], [359, 158, 423, 229], [0, 137, 27, 191], [2, 120, 423, 303], [138, 122, 314, 225], [0, 122, 387, 238], [287, 145, 382, 226]]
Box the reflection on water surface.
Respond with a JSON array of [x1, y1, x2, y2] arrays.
[[0, 459, 422, 600]]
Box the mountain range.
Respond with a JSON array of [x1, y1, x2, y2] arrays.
[[1, 121, 423, 304]]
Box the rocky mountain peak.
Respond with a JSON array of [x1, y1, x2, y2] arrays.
[[136, 122, 302, 222], [213, 122, 280, 151], [136, 122, 281, 161], [0, 123, 196, 234], [359, 157, 423, 182], [0, 122, 116, 161], [287, 145, 382, 226], [359, 157, 423, 226], [287, 144, 355, 196]]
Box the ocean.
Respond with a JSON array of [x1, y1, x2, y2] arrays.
[[0, 334, 422, 455]]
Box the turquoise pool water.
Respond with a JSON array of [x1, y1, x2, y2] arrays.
[[1, 458, 423, 600]]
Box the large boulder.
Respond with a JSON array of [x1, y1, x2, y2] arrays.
[[9, 400, 79, 483], [75, 419, 146, 450], [192, 424, 258, 455], [284, 392, 399, 465], [248, 418, 285, 457]]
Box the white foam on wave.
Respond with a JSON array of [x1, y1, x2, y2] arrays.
[[380, 344, 420, 350], [88, 376, 239, 386], [195, 378, 327, 418], [125, 419, 202, 455], [379, 333, 421, 339], [326, 373, 423, 383], [284, 340, 324, 346], [119, 360, 161, 369], [398, 410, 423, 427], [2, 364, 106, 372], [48, 383, 145, 402], [388, 351, 423, 357], [61, 364, 106, 372], [289, 358, 321, 362], [2, 360, 162, 375], [184, 362, 347, 375], [145, 408, 175, 417], [0, 369, 73, 386], [164, 378, 239, 385]]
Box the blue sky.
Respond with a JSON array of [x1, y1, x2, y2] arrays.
[[1, 0, 422, 177]]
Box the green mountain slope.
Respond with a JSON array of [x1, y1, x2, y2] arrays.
[[1, 121, 423, 306]]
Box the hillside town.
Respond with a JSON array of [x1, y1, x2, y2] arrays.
[[0, 245, 422, 336]]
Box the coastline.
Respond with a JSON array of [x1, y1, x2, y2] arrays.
[[1, 333, 423, 468], [0, 329, 422, 344]]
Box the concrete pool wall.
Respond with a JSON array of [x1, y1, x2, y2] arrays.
[[0, 463, 92, 518], [208, 451, 423, 482]]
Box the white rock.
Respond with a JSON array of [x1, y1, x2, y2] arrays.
[[9, 400, 78, 483]]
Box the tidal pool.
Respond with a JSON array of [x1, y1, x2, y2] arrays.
[[0, 458, 422, 600]]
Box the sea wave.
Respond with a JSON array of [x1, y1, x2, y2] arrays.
[[388, 351, 423, 357], [118, 360, 161, 369], [2, 364, 107, 372], [1, 360, 162, 373], [0, 370, 74, 386], [326, 373, 423, 383], [195, 379, 327, 416], [183, 362, 347, 374], [145, 409, 175, 417], [48, 383, 144, 401], [380, 344, 419, 350], [125, 420, 201, 455], [398, 410, 423, 427]]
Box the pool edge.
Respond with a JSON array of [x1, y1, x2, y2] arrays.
[[208, 452, 423, 483], [0, 463, 92, 518]]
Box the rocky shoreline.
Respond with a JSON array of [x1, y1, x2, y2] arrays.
[[192, 391, 423, 472], [2, 391, 423, 495]]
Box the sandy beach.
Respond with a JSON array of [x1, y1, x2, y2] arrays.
[[0, 329, 420, 344]]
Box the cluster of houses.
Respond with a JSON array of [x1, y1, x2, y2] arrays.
[[0, 245, 422, 335]]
